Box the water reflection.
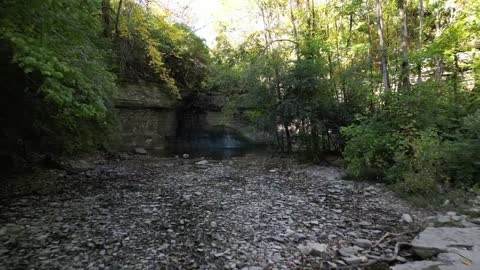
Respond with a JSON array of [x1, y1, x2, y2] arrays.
[[167, 144, 261, 160]]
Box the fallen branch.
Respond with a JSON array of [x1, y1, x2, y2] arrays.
[[371, 229, 420, 249]]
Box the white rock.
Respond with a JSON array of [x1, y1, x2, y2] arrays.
[[354, 239, 372, 248], [195, 160, 209, 165], [343, 256, 368, 265], [402, 214, 414, 223], [437, 215, 451, 224], [134, 148, 148, 155]]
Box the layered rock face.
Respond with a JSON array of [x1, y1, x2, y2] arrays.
[[114, 83, 178, 152], [114, 84, 265, 154]]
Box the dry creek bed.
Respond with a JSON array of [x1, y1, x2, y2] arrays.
[[0, 154, 451, 269]]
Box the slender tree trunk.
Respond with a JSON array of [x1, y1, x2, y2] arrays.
[[375, 0, 390, 92], [289, 0, 300, 59], [347, 13, 353, 49], [435, 58, 444, 81], [311, 0, 316, 32], [417, 0, 423, 83], [114, 0, 124, 38], [366, 0, 376, 111], [434, 10, 443, 81], [398, 0, 410, 91], [283, 122, 292, 153], [101, 0, 111, 38]]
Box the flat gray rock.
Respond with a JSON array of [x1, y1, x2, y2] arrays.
[[134, 148, 148, 155], [354, 239, 372, 248], [411, 227, 480, 258], [307, 242, 328, 256], [391, 251, 480, 270], [338, 247, 357, 257]]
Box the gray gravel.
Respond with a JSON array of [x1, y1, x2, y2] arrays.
[[0, 155, 429, 269]]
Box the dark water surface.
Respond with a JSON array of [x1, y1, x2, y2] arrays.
[[164, 144, 266, 160], [161, 126, 267, 159]]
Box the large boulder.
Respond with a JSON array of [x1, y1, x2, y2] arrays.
[[393, 227, 480, 270], [411, 227, 480, 259]]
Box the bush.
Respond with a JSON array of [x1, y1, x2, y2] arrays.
[[342, 82, 480, 195]]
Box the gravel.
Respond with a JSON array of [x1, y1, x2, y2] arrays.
[[0, 155, 429, 269]]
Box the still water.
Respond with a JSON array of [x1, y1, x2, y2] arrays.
[[161, 127, 266, 159]]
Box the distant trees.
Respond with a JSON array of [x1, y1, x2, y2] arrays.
[[211, 0, 480, 193]]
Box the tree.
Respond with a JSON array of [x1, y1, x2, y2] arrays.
[[398, 0, 409, 91], [375, 0, 390, 92]]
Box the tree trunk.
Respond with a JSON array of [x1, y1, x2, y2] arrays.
[[101, 0, 111, 38], [417, 0, 423, 83], [366, 0, 376, 112], [375, 0, 390, 92], [114, 0, 124, 38], [347, 13, 353, 49], [398, 0, 410, 91], [289, 0, 300, 59], [434, 9, 443, 81]]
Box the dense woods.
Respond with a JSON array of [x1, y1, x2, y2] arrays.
[[1, 0, 479, 197], [210, 0, 480, 197]]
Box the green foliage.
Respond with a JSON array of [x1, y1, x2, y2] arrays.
[[114, 1, 210, 97], [342, 82, 480, 194], [0, 0, 116, 151]]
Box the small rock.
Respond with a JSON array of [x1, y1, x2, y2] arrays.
[[271, 236, 284, 243], [343, 256, 368, 265], [308, 242, 328, 256], [134, 148, 148, 155], [297, 244, 312, 255], [402, 214, 413, 223], [210, 221, 217, 228], [326, 261, 338, 268], [338, 247, 357, 257], [358, 221, 372, 227], [182, 154, 189, 159], [436, 215, 451, 224], [354, 239, 372, 248], [69, 159, 94, 172], [291, 232, 307, 242], [195, 160, 209, 165]]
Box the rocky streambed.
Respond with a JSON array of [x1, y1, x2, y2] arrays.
[[1, 154, 479, 269]]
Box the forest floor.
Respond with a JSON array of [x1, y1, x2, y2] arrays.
[[0, 154, 436, 269]]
